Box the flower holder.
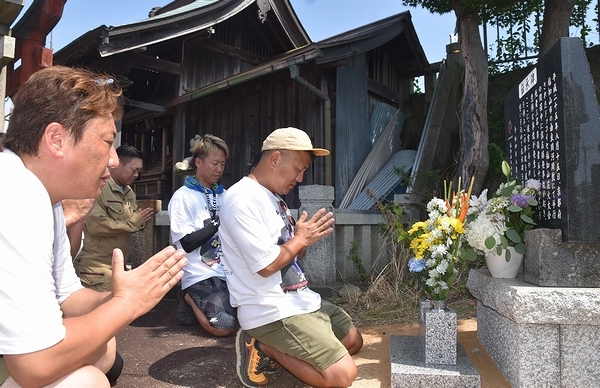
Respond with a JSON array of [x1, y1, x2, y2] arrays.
[[423, 305, 457, 365]]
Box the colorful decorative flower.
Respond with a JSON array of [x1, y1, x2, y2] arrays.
[[406, 178, 473, 301], [464, 161, 540, 262]]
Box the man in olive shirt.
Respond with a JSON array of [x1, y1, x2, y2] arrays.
[[75, 145, 154, 291]]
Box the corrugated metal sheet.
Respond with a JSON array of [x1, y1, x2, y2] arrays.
[[338, 103, 404, 209], [335, 53, 370, 206], [369, 101, 400, 147], [347, 150, 416, 210]]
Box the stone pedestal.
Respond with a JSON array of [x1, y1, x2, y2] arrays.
[[424, 308, 457, 365], [298, 185, 335, 284], [390, 336, 479, 388], [467, 269, 600, 387], [524, 228, 600, 287]]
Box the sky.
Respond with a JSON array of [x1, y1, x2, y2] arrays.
[[13, 0, 457, 64]]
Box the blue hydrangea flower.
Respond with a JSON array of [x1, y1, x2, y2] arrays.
[[408, 257, 426, 273]]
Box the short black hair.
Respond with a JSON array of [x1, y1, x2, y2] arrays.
[[249, 152, 262, 172], [116, 144, 143, 161]]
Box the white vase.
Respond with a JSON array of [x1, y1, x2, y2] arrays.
[[485, 246, 524, 278]]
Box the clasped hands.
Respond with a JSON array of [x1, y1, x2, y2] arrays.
[[110, 246, 188, 318], [293, 208, 334, 247]]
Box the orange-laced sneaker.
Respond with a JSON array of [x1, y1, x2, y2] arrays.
[[235, 329, 270, 387]]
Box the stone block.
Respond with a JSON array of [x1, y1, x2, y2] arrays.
[[467, 269, 600, 387], [524, 228, 600, 287], [476, 301, 560, 387], [424, 308, 457, 365], [390, 335, 479, 388]]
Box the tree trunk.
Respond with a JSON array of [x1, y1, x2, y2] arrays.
[[539, 0, 577, 57], [452, 2, 489, 195]]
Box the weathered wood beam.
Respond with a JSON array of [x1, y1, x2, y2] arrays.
[[125, 99, 169, 113], [189, 37, 263, 65], [367, 77, 399, 104], [117, 51, 180, 76]]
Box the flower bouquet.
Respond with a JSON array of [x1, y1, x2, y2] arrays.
[[407, 178, 473, 301], [464, 161, 540, 262]]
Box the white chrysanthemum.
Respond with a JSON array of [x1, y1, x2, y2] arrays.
[[425, 259, 436, 268], [431, 244, 448, 258], [426, 278, 437, 287], [429, 268, 439, 279], [427, 198, 446, 214], [436, 260, 448, 274], [439, 281, 448, 290]]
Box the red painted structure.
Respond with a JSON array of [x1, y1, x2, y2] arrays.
[[6, 0, 66, 97]]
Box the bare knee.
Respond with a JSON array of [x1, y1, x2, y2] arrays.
[[58, 365, 111, 388], [341, 326, 363, 355], [320, 353, 357, 387]]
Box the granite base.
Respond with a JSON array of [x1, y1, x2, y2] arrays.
[[390, 335, 480, 388], [524, 228, 600, 287], [467, 269, 600, 387]]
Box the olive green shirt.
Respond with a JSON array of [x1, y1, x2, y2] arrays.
[[74, 177, 145, 290]]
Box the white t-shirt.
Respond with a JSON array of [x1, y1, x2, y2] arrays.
[[219, 177, 320, 330], [0, 150, 83, 354], [168, 185, 225, 290]]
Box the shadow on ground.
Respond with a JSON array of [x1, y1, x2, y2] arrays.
[[116, 298, 309, 387]]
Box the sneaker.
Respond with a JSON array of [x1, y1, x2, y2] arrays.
[[264, 359, 282, 374], [176, 288, 196, 326], [208, 310, 236, 330], [235, 329, 270, 387]]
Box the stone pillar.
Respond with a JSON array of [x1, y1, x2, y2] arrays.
[[423, 308, 457, 365], [298, 185, 336, 285], [130, 199, 161, 268]]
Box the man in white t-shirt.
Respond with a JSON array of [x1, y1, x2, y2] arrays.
[[0, 66, 187, 388], [219, 127, 363, 388], [169, 134, 236, 336]]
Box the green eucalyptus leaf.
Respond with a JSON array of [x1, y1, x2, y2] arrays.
[[514, 242, 525, 254], [521, 214, 535, 224], [495, 245, 503, 255], [466, 249, 478, 261], [506, 229, 521, 243], [504, 247, 512, 262], [485, 236, 497, 249], [527, 198, 538, 206], [500, 235, 509, 247], [508, 205, 523, 212], [501, 185, 515, 197]]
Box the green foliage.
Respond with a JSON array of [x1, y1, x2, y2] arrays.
[[404, 0, 596, 73], [345, 241, 369, 282]]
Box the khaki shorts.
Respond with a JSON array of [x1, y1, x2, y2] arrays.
[[247, 300, 352, 372], [0, 357, 9, 385]]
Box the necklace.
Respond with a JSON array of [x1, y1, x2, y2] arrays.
[[183, 177, 221, 219], [203, 184, 218, 219]]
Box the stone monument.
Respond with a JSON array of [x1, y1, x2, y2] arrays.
[[503, 37, 600, 287], [468, 37, 600, 388]]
